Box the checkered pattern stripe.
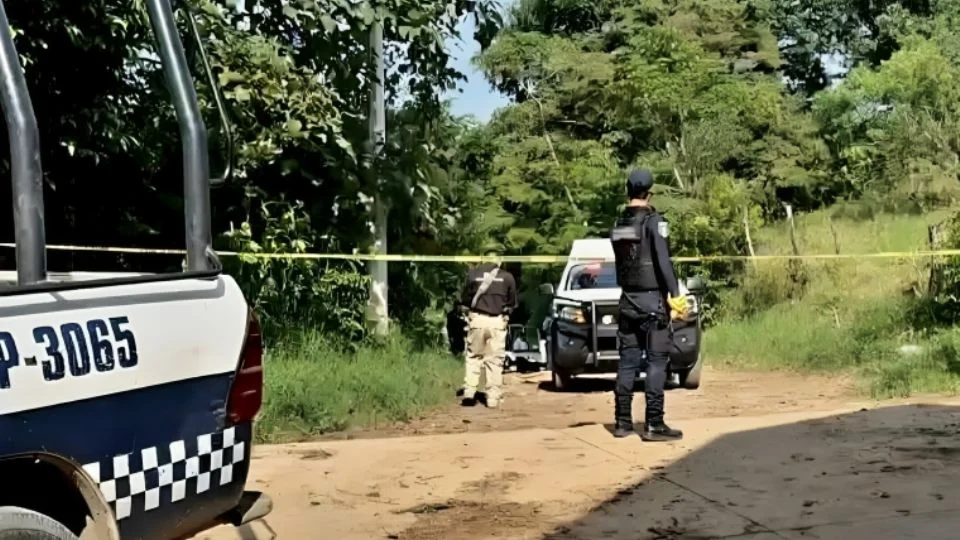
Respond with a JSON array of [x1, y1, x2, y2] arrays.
[[82, 426, 245, 520]]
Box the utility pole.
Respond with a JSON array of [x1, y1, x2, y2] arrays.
[[367, 15, 389, 335]]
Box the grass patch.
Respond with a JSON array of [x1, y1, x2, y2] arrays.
[[709, 206, 960, 398], [255, 330, 462, 443], [865, 326, 960, 398], [709, 297, 904, 374], [708, 296, 960, 397], [754, 207, 954, 256]]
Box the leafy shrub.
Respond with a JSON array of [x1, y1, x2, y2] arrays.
[[222, 200, 369, 343]]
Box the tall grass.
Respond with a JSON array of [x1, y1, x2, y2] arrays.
[[255, 330, 462, 443], [755, 208, 953, 256], [709, 207, 960, 398]]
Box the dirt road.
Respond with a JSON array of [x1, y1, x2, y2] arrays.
[[199, 368, 960, 539], [319, 367, 861, 439]]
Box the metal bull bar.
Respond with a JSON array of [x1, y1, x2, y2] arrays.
[[553, 295, 621, 366], [587, 299, 621, 365]]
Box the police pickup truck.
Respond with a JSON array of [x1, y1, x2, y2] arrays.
[[538, 239, 704, 391], [0, 0, 270, 538]]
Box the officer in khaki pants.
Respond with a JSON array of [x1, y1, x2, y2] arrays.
[[458, 254, 518, 408]]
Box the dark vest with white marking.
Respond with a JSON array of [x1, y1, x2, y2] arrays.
[[610, 207, 659, 292]]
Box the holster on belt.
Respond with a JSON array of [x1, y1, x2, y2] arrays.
[[622, 294, 670, 330]]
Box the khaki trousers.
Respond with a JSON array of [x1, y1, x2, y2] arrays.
[[463, 312, 507, 404]]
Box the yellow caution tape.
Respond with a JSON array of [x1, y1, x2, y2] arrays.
[[0, 242, 959, 263]]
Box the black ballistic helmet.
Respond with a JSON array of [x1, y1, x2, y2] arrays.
[[626, 169, 654, 198]]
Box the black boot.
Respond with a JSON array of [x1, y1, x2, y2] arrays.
[[614, 395, 635, 438], [642, 420, 683, 442], [614, 423, 635, 438]]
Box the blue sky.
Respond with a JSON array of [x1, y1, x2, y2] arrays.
[[443, 15, 509, 123]]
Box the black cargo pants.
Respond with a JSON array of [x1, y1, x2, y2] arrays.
[[615, 291, 671, 429]]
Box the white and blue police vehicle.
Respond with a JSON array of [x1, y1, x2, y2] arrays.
[[0, 0, 271, 538]]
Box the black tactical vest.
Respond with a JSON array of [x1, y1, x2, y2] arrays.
[[610, 207, 659, 291]]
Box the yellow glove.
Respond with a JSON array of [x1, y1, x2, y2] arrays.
[[667, 294, 689, 321]]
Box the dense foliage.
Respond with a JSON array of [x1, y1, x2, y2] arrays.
[[5, 0, 960, 341]]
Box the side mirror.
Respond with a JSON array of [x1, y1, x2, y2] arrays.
[[684, 275, 706, 294], [538, 283, 555, 296]]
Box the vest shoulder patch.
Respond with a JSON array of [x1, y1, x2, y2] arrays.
[[657, 220, 669, 238]]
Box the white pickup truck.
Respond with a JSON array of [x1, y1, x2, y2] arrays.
[[0, 0, 271, 538], [537, 239, 705, 391]]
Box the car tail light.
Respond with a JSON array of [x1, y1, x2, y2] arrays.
[[226, 309, 263, 425]]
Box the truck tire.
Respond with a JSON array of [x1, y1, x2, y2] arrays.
[[552, 369, 573, 392], [679, 353, 703, 390], [0, 507, 79, 540]]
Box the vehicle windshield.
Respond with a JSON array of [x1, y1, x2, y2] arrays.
[[566, 262, 618, 290]]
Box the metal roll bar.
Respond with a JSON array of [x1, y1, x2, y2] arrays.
[[0, 0, 47, 285], [145, 0, 215, 272], [0, 0, 225, 281]]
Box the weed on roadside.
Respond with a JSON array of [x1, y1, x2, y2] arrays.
[[255, 330, 462, 443]]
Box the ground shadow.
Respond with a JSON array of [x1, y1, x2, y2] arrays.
[[537, 378, 617, 393], [537, 376, 683, 394], [543, 404, 960, 539]]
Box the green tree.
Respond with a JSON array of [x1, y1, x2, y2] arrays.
[[465, 0, 827, 262], [814, 37, 960, 210]]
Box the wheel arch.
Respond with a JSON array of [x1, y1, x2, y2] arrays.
[[0, 452, 120, 540]]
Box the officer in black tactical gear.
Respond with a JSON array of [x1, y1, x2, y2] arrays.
[[610, 169, 688, 441]]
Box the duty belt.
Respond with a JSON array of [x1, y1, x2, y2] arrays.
[[621, 293, 668, 325]]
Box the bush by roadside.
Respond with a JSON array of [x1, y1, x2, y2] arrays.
[[254, 330, 462, 443]]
